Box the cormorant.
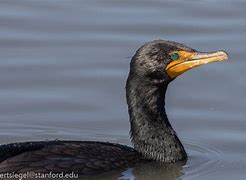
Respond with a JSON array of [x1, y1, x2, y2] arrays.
[[0, 40, 228, 176]]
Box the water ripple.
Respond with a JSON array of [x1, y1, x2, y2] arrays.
[[182, 140, 223, 179]]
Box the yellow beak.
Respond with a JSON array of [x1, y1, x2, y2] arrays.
[[166, 50, 229, 78]]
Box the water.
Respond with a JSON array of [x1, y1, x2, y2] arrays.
[[0, 0, 245, 179]]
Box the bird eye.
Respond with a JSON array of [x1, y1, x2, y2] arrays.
[[170, 52, 180, 60]]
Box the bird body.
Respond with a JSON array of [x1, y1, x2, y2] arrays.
[[0, 40, 228, 176], [0, 141, 143, 175]]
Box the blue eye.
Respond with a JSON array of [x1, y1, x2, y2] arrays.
[[170, 52, 180, 60]]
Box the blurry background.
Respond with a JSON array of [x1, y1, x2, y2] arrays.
[[0, 0, 245, 179]]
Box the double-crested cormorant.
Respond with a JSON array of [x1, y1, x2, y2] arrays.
[[0, 40, 228, 175]]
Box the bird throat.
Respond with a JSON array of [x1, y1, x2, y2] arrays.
[[126, 76, 187, 163]]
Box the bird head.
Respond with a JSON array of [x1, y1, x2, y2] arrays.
[[130, 40, 228, 83]]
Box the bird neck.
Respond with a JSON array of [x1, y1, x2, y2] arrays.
[[126, 76, 187, 162]]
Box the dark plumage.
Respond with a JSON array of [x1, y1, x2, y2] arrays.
[[126, 41, 190, 162], [0, 40, 228, 176], [0, 141, 142, 175]]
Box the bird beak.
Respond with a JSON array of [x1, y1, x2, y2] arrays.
[[166, 50, 229, 78]]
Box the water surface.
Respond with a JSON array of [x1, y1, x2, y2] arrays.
[[0, 0, 245, 179]]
